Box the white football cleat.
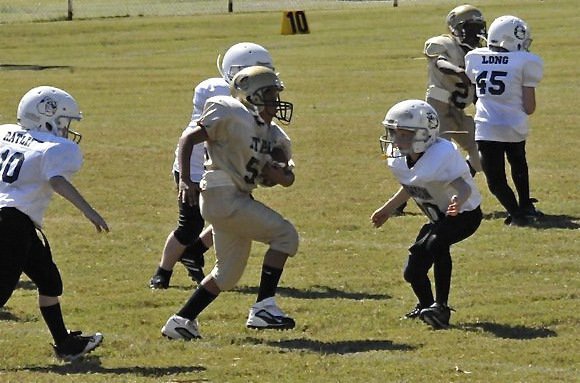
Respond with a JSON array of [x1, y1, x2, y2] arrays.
[[246, 297, 295, 330], [162, 314, 201, 340]]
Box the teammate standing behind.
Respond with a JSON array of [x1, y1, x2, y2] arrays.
[[0, 86, 109, 361], [149, 42, 276, 289], [371, 100, 482, 330], [161, 66, 298, 339], [424, 4, 486, 175], [465, 15, 544, 226]]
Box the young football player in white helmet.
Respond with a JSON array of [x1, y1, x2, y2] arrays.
[[371, 99, 482, 330], [161, 66, 297, 339], [465, 15, 543, 226], [423, 5, 486, 175], [149, 42, 275, 289], [0, 86, 109, 361]]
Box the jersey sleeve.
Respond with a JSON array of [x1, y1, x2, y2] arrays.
[[270, 124, 292, 160], [42, 142, 83, 181], [464, 52, 476, 82], [199, 97, 232, 142], [424, 35, 450, 58], [522, 54, 544, 87], [191, 84, 211, 124]]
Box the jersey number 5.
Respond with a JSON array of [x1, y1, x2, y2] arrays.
[[475, 70, 507, 96], [0, 149, 24, 183], [244, 157, 260, 184]]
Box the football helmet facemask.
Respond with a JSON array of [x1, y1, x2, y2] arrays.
[[446, 4, 486, 50], [231, 66, 293, 124], [17, 86, 83, 143], [487, 15, 532, 52], [380, 100, 439, 158], [217, 42, 275, 84]]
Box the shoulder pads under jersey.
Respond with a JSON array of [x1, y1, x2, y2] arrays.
[[424, 34, 455, 58]]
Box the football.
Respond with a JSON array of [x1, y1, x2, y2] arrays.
[[270, 147, 288, 165]]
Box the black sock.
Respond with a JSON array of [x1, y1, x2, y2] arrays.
[[156, 266, 173, 278], [40, 303, 68, 345], [257, 265, 283, 303], [177, 286, 217, 320]]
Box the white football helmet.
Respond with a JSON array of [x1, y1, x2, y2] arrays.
[[231, 66, 293, 124], [446, 4, 486, 49], [217, 42, 275, 84], [17, 86, 83, 143], [487, 15, 532, 52], [380, 100, 439, 157]]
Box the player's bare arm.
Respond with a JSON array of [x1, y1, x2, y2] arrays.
[[178, 125, 209, 206], [49, 176, 109, 232], [522, 86, 536, 115], [371, 186, 410, 228], [446, 176, 472, 216]]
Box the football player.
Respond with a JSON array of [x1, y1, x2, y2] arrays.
[[423, 4, 486, 175], [371, 100, 482, 330], [465, 15, 544, 226], [161, 66, 298, 339], [0, 86, 108, 361], [149, 42, 276, 289]]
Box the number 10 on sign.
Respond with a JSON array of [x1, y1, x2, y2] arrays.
[[281, 11, 310, 35]]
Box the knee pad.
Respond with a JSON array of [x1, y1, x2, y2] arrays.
[[270, 220, 299, 256], [174, 219, 204, 246], [36, 264, 63, 297]]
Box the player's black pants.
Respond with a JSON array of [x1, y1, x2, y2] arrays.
[[477, 140, 532, 216], [0, 207, 63, 307], [403, 206, 482, 307], [172, 171, 205, 259]]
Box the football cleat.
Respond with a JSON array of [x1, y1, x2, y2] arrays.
[[53, 330, 103, 362], [419, 303, 454, 329], [520, 198, 544, 221], [149, 273, 170, 289], [402, 303, 425, 319], [246, 297, 295, 330], [180, 254, 205, 284], [162, 315, 201, 340]]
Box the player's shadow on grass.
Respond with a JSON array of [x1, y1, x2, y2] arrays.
[[16, 279, 37, 290], [459, 321, 557, 340], [483, 210, 579, 230], [233, 285, 391, 300], [0, 308, 20, 321], [246, 337, 415, 354], [21, 357, 205, 376]]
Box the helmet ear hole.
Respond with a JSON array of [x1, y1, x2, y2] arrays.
[[45, 122, 54, 132]]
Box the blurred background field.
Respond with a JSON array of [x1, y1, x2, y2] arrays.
[[0, 0, 578, 382]]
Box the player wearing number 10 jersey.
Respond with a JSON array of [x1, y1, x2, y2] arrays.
[[465, 15, 544, 226], [0, 86, 108, 361], [371, 100, 482, 330]]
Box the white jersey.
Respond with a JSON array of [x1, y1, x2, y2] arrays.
[[465, 48, 543, 142], [172, 77, 230, 182], [387, 138, 481, 222], [198, 96, 277, 193], [424, 34, 475, 109], [0, 124, 82, 227]]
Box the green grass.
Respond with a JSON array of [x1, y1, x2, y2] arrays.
[[0, 1, 579, 382]]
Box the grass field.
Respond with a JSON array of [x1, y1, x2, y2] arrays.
[[0, 0, 579, 382]]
